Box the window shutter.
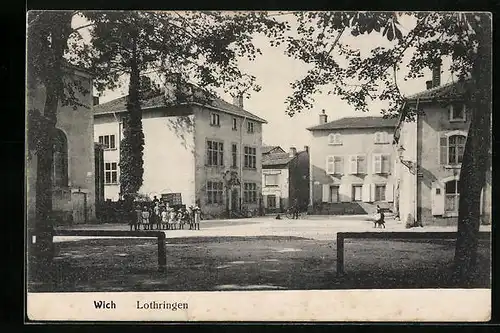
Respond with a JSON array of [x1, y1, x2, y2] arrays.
[[322, 184, 330, 203], [362, 184, 371, 202], [370, 184, 376, 202], [328, 134, 334, 144], [375, 132, 380, 143], [386, 181, 394, 202], [431, 181, 445, 216], [440, 134, 448, 165], [373, 154, 382, 174], [382, 154, 391, 173], [326, 156, 334, 174], [349, 155, 357, 174]]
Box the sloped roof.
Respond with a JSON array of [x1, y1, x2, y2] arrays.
[[94, 90, 267, 123], [405, 80, 468, 102], [307, 116, 398, 131], [262, 146, 284, 155], [262, 152, 295, 166]]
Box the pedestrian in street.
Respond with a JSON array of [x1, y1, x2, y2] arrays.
[[193, 205, 201, 230], [374, 205, 386, 228], [292, 198, 299, 219]]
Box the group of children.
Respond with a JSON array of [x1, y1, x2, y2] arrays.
[[130, 199, 201, 231]]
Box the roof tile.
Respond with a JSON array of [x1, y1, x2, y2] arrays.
[[307, 116, 398, 131]]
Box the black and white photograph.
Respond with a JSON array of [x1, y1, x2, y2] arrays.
[[25, 10, 491, 321]]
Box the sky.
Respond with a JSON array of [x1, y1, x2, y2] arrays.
[[74, 12, 456, 151]]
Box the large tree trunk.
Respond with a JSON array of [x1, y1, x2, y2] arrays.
[[453, 14, 492, 286], [31, 12, 73, 272], [119, 37, 145, 198]]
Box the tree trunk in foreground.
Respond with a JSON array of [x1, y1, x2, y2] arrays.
[[31, 12, 72, 271], [453, 14, 492, 286]]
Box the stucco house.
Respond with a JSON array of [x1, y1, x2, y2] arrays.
[[393, 68, 491, 226], [307, 112, 398, 215], [93, 84, 266, 219], [26, 65, 97, 225], [261, 146, 310, 213]]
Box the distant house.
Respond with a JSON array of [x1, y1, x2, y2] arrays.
[[261, 146, 310, 213], [262, 145, 286, 156], [393, 66, 491, 226], [26, 65, 97, 225], [307, 111, 398, 215], [93, 83, 266, 219]]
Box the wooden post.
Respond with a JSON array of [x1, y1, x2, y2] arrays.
[[337, 233, 344, 276], [157, 232, 167, 272]]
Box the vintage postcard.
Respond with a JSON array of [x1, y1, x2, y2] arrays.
[[25, 10, 492, 322]]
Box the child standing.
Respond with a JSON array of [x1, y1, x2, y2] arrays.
[[161, 208, 169, 230], [142, 206, 150, 230], [133, 204, 141, 231]]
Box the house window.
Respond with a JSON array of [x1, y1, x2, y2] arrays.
[[445, 179, 460, 213], [352, 185, 362, 202], [231, 144, 237, 168], [375, 185, 386, 201], [104, 162, 118, 184], [244, 146, 257, 169], [448, 135, 466, 165], [243, 182, 257, 203], [326, 155, 344, 175], [265, 174, 279, 186], [247, 121, 255, 133], [210, 113, 220, 126], [52, 129, 68, 188], [373, 154, 391, 174], [98, 134, 116, 149], [449, 103, 466, 122], [349, 155, 366, 174], [328, 133, 342, 145], [330, 186, 340, 203], [232, 118, 238, 131], [207, 140, 224, 166], [207, 181, 223, 204], [374, 132, 388, 144], [267, 195, 277, 208], [440, 132, 467, 166]]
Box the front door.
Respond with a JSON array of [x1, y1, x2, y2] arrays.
[[231, 188, 239, 211], [72, 192, 88, 224], [330, 186, 339, 203]]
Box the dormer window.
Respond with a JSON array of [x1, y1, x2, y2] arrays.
[[449, 103, 467, 122], [374, 132, 388, 144], [328, 133, 342, 145], [210, 113, 220, 126]]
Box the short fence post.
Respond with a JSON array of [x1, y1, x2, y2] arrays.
[[157, 232, 167, 272], [336, 233, 344, 276]]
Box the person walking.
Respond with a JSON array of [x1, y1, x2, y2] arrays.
[[292, 198, 299, 219]]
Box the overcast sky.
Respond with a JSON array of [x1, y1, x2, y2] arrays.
[[75, 12, 455, 151]]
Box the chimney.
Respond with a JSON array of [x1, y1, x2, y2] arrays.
[[425, 80, 433, 90], [304, 145, 309, 153], [431, 59, 442, 88], [93, 96, 99, 105], [289, 147, 297, 157], [233, 94, 244, 108], [319, 109, 328, 124]]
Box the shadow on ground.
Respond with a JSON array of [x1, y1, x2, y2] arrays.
[[28, 236, 491, 292]]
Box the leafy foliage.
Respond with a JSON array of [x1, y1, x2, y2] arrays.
[[267, 12, 486, 118]]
